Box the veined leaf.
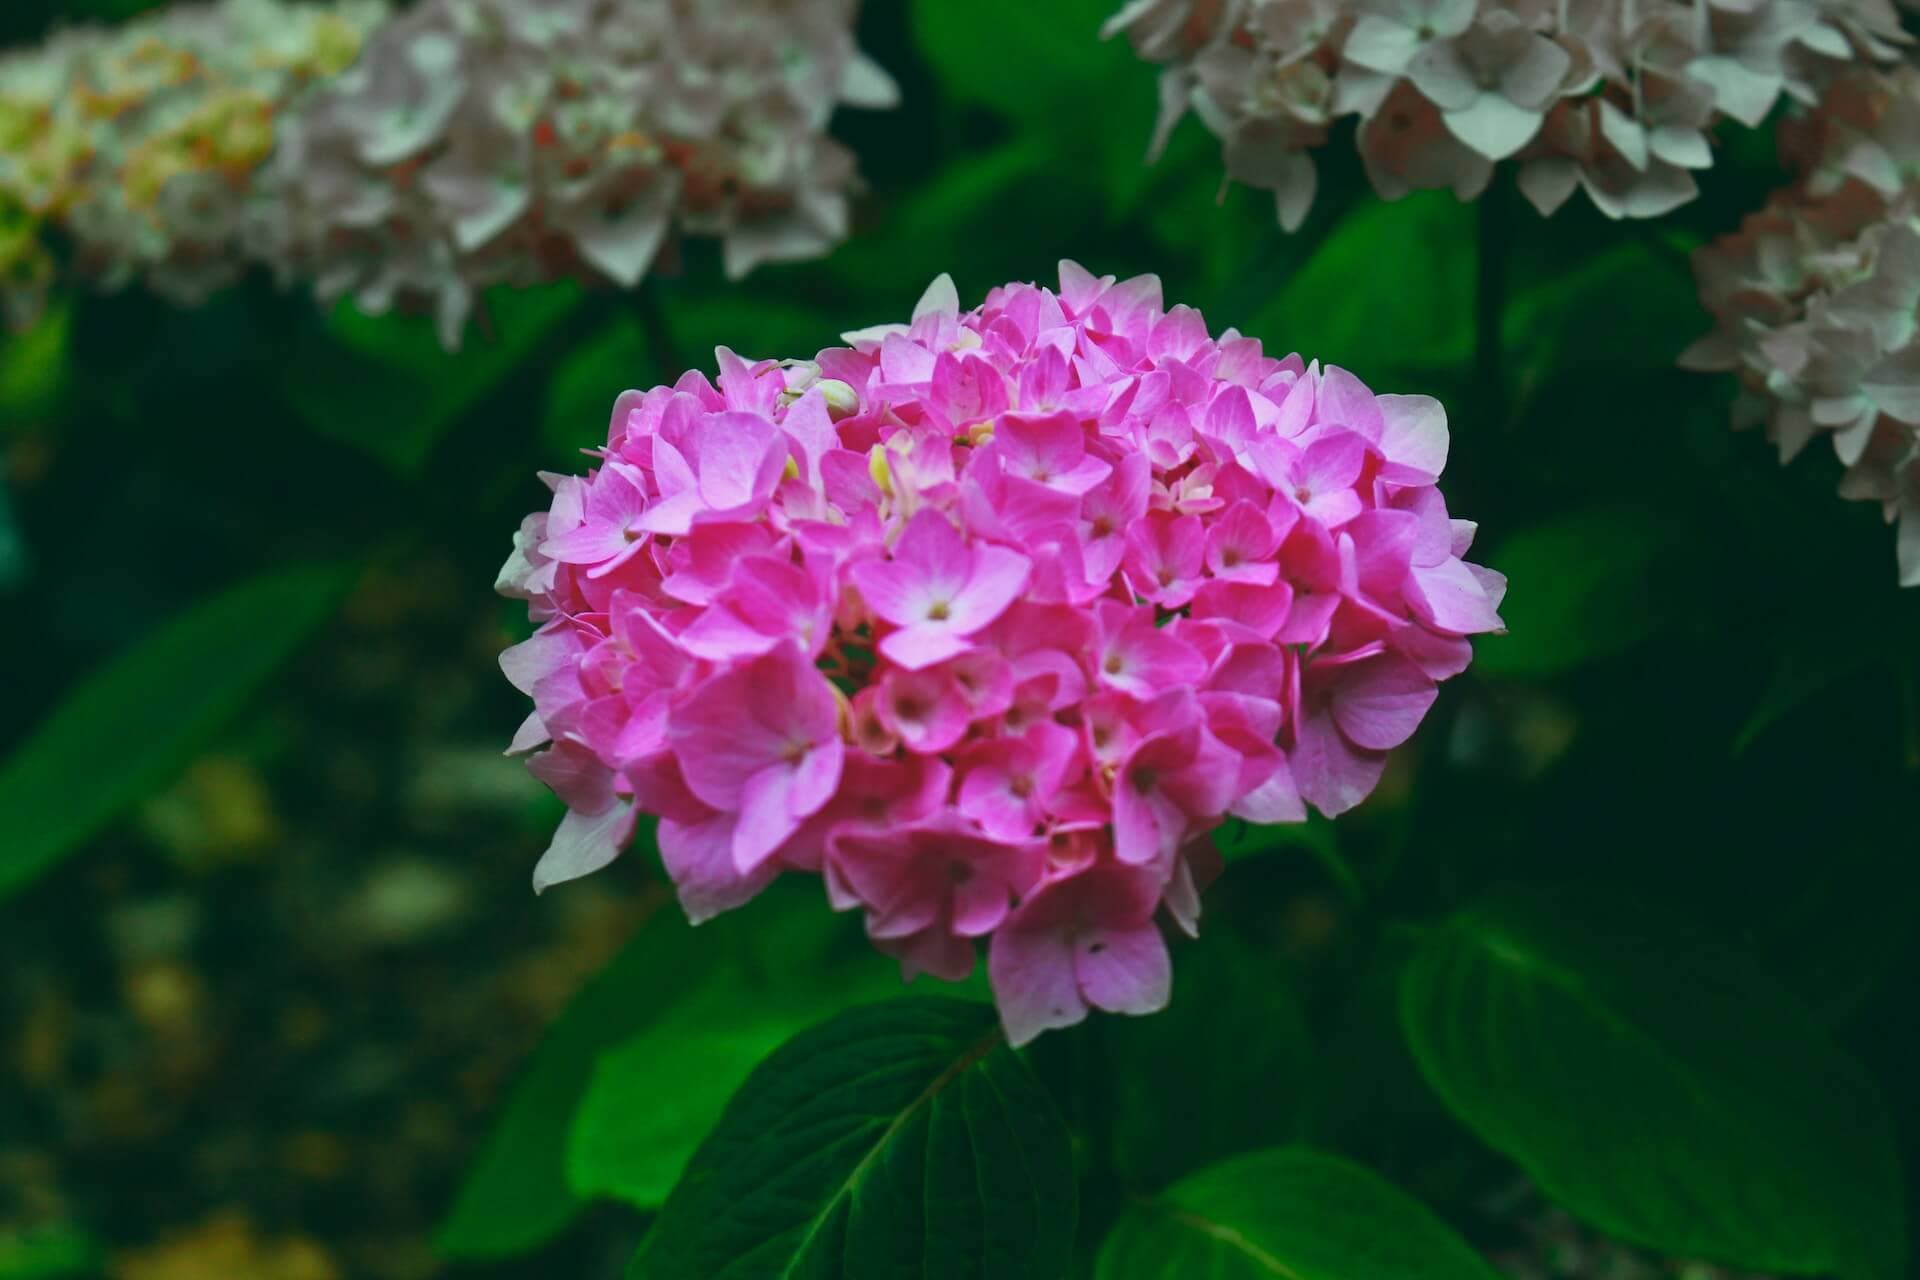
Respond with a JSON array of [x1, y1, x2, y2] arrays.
[[630, 996, 1076, 1280]]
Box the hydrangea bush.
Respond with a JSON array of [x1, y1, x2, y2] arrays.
[[1683, 63, 1920, 585], [1105, 0, 1910, 229], [498, 263, 1503, 1044]]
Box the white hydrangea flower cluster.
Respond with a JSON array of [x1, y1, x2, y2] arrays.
[[1103, 0, 1910, 230], [1683, 63, 1920, 586], [1, 0, 896, 347], [255, 0, 899, 347], [0, 0, 385, 328]]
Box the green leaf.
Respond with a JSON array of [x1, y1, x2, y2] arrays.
[[1472, 506, 1668, 678], [542, 314, 652, 465], [565, 905, 903, 1209], [0, 295, 69, 428], [1096, 1146, 1500, 1280], [914, 0, 1124, 125], [437, 885, 732, 1258], [1106, 928, 1317, 1192], [630, 996, 1076, 1280], [1243, 191, 1475, 381], [0, 1225, 101, 1279], [1400, 883, 1908, 1279], [1502, 241, 1699, 417], [282, 283, 581, 475], [0, 561, 354, 901], [831, 136, 1095, 301]]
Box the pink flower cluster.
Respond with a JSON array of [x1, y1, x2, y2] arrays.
[[497, 264, 1504, 1045]]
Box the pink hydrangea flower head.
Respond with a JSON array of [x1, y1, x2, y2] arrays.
[[499, 263, 1504, 1045]]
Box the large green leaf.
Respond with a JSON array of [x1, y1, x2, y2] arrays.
[[1472, 506, 1669, 678], [282, 283, 582, 474], [0, 561, 355, 901], [1400, 883, 1907, 1278], [1096, 1146, 1499, 1280], [565, 905, 903, 1209], [1243, 191, 1475, 381], [438, 884, 807, 1257], [1105, 927, 1316, 1192], [630, 996, 1076, 1280]]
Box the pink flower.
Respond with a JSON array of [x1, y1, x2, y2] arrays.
[[987, 862, 1173, 1047], [828, 812, 1047, 981], [851, 508, 1033, 669], [500, 262, 1501, 1042], [668, 643, 846, 873]]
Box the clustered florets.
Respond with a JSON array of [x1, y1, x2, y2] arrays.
[[0, 0, 384, 328], [496, 264, 1505, 1044], [1682, 64, 1920, 585], [1103, 0, 1911, 230], [0, 0, 894, 345], [260, 0, 897, 347]]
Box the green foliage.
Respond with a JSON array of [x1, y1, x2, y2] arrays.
[[282, 284, 583, 475], [1400, 883, 1907, 1278], [434, 883, 713, 1258], [0, 561, 354, 901], [1472, 506, 1670, 678], [631, 996, 1076, 1280], [0, 1227, 100, 1280], [913, 0, 1127, 126], [565, 903, 905, 1209], [1244, 191, 1476, 381], [0, 296, 67, 429], [1096, 1147, 1500, 1280], [1104, 927, 1317, 1192]]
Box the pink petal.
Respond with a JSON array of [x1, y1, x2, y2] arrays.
[[659, 810, 777, 924], [1074, 920, 1171, 1018], [988, 912, 1086, 1048], [1328, 656, 1436, 751]]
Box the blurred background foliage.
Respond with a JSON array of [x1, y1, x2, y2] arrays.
[[2, 0, 1918, 1277]]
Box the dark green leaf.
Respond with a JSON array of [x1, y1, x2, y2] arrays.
[[1096, 1146, 1500, 1280], [913, 0, 1123, 125], [437, 885, 735, 1258], [1243, 191, 1475, 381], [1106, 928, 1316, 1192], [630, 996, 1076, 1280], [0, 561, 354, 901], [1472, 506, 1668, 678], [1400, 883, 1907, 1278], [542, 314, 653, 465], [565, 905, 904, 1209], [0, 295, 68, 428], [1503, 241, 1698, 416], [282, 283, 581, 475], [0, 1225, 101, 1280]]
